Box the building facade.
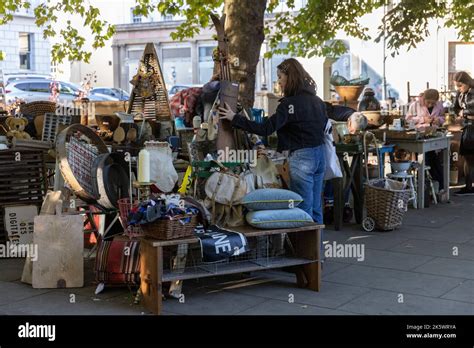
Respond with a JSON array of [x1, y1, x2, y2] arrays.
[[0, 0, 51, 75], [108, 1, 473, 104]]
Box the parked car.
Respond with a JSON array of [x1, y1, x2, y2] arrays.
[[3, 73, 52, 85], [5, 79, 115, 104], [168, 84, 202, 99], [90, 87, 130, 101]]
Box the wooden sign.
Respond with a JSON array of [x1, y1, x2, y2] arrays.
[[32, 211, 83, 288], [4, 205, 38, 245]]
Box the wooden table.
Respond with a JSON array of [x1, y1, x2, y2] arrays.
[[387, 135, 451, 209], [333, 143, 364, 231], [139, 223, 323, 315]]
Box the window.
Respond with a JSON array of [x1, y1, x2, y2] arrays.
[[270, 42, 290, 93], [161, 14, 173, 21], [448, 42, 474, 91], [59, 83, 77, 95], [162, 47, 192, 86], [131, 7, 142, 23], [29, 82, 50, 93], [19, 33, 32, 70], [15, 83, 30, 91], [199, 46, 216, 84]]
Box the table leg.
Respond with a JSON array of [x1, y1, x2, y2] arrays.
[[353, 154, 364, 224], [140, 241, 163, 315], [333, 177, 343, 231], [443, 145, 450, 201], [418, 154, 425, 209], [293, 228, 321, 291], [379, 152, 384, 178]]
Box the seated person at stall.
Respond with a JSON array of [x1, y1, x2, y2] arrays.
[[406, 89, 444, 129], [406, 88, 445, 192]]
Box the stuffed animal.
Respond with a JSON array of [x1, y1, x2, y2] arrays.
[[6, 117, 31, 140]]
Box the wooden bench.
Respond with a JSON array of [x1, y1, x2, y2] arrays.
[[139, 223, 323, 315]]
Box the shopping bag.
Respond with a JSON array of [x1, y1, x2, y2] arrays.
[[323, 120, 343, 180]]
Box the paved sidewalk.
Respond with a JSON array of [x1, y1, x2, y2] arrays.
[[0, 192, 473, 315]]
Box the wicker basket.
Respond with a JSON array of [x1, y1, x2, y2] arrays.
[[117, 198, 144, 237], [364, 178, 410, 231], [20, 101, 57, 117], [363, 131, 410, 231], [141, 214, 197, 240]]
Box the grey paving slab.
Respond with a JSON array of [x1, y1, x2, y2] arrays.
[[324, 264, 462, 297], [50, 285, 138, 301], [0, 291, 144, 315], [413, 257, 474, 280], [403, 215, 458, 230], [0, 281, 52, 306], [390, 239, 474, 261], [324, 229, 411, 250], [324, 248, 434, 271], [338, 289, 474, 315], [212, 276, 370, 309], [395, 225, 474, 243], [0, 258, 25, 282], [236, 298, 357, 315], [441, 280, 474, 303], [322, 260, 352, 275], [158, 288, 268, 315]]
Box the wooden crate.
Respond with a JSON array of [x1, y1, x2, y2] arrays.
[[0, 148, 46, 241]]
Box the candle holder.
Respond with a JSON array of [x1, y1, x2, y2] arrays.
[[133, 181, 155, 202]]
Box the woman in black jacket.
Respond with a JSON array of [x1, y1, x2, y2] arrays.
[[453, 71, 474, 195], [219, 58, 328, 224]]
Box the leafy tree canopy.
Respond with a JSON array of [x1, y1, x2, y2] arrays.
[[0, 0, 472, 63]]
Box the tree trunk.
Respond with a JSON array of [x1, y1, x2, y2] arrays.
[[224, 0, 267, 109]]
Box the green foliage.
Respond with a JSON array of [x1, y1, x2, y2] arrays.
[[1, 0, 114, 63], [0, 0, 472, 63], [153, 0, 223, 40], [377, 0, 474, 56], [266, 0, 383, 59]]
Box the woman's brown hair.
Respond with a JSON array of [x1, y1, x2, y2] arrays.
[[277, 58, 316, 97], [453, 71, 474, 88]]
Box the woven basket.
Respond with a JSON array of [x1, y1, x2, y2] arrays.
[[117, 198, 144, 237], [364, 178, 411, 231], [141, 214, 198, 240], [20, 101, 57, 117]]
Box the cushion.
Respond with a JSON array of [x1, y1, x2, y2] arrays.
[[242, 188, 303, 211], [246, 208, 313, 229]]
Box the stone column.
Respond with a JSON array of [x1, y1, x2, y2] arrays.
[[112, 44, 120, 89], [191, 40, 199, 84]]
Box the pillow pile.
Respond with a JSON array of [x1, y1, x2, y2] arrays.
[[242, 189, 313, 229]]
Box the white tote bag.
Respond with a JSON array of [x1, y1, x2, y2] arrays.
[[323, 119, 343, 180], [146, 141, 178, 192]]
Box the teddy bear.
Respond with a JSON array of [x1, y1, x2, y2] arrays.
[[6, 116, 31, 140]]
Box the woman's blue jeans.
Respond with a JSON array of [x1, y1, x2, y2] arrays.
[[288, 146, 326, 224]]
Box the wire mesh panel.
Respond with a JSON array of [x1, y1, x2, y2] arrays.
[[42, 113, 80, 143], [161, 233, 304, 282], [66, 137, 99, 197]]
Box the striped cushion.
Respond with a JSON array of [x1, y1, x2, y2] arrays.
[[95, 236, 141, 285]]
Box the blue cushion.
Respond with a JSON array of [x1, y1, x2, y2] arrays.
[[246, 208, 313, 229], [242, 189, 303, 211]]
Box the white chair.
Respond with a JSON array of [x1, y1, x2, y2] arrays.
[[387, 172, 417, 209]]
